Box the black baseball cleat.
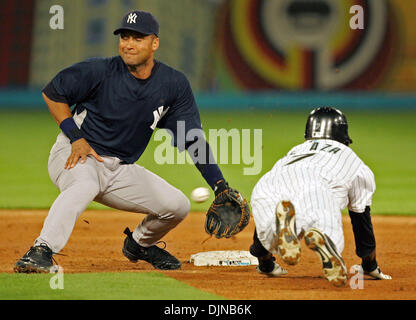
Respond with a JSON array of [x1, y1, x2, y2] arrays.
[[304, 228, 347, 287], [14, 244, 55, 273], [122, 227, 181, 270]]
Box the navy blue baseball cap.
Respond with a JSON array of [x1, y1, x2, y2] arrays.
[[113, 10, 159, 36]]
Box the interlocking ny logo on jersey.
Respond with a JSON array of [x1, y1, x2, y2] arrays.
[[127, 13, 137, 24], [150, 106, 170, 130]]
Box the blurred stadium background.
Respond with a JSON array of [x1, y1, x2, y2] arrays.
[[0, 0, 415, 213], [3, 0, 416, 101]]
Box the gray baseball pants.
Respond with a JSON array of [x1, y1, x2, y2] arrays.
[[35, 133, 190, 253]]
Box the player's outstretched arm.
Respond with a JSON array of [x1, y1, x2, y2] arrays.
[[349, 206, 392, 280]]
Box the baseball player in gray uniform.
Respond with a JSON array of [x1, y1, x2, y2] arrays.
[[249, 107, 391, 286], [14, 10, 247, 273]]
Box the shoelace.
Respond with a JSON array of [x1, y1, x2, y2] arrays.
[[125, 227, 168, 251], [32, 243, 67, 267], [35, 243, 67, 256], [154, 241, 167, 250], [51, 251, 66, 267]]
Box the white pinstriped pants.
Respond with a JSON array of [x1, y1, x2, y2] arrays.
[[251, 183, 344, 256], [35, 133, 190, 253]]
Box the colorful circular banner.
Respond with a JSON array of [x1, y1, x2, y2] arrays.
[[216, 0, 395, 90]]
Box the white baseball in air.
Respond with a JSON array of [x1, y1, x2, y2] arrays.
[[190, 187, 210, 203]]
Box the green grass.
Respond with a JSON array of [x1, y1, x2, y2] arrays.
[[0, 109, 415, 214], [0, 272, 224, 300]]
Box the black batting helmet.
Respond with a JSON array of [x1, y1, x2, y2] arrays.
[[304, 107, 352, 146]]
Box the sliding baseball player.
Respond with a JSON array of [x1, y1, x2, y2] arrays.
[[249, 107, 391, 286]]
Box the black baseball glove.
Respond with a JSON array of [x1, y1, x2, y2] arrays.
[[205, 180, 251, 239]]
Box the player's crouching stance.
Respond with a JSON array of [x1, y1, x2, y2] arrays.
[[14, 10, 249, 274], [249, 107, 391, 286]]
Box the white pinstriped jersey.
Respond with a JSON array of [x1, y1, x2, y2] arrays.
[[251, 139, 376, 254]]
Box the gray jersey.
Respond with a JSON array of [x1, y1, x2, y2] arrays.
[[251, 139, 375, 254]]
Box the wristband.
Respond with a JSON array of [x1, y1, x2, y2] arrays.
[[59, 117, 84, 143], [213, 179, 227, 196]]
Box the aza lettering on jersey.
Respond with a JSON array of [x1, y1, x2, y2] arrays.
[[46, 56, 202, 164]]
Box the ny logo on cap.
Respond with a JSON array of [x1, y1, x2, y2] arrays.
[[127, 13, 137, 24]]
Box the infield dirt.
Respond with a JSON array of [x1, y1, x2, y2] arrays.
[[1, 210, 415, 300]]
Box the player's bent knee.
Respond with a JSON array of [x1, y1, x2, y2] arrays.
[[173, 194, 190, 221], [160, 193, 190, 222]]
